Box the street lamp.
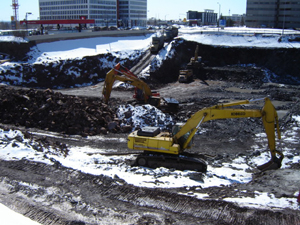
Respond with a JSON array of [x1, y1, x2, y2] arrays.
[[217, 2, 221, 31], [25, 12, 32, 31], [282, 1, 286, 35]]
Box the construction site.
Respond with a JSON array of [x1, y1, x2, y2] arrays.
[[0, 23, 300, 224]]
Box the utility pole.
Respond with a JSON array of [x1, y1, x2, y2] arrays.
[[11, 0, 19, 29], [282, 0, 286, 35], [26, 12, 32, 31]]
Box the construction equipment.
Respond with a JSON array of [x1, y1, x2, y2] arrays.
[[163, 26, 179, 42], [178, 45, 203, 83], [102, 63, 179, 112], [128, 98, 284, 172], [150, 35, 164, 54], [189, 45, 202, 65], [178, 69, 193, 83]]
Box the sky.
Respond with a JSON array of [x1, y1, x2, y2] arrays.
[[0, 0, 246, 22], [147, 0, 247, 20]]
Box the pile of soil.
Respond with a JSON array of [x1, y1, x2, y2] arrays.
[[0, 86, 127, 136]]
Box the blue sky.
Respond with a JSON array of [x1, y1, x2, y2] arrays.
[[0, 0, 246, 21]]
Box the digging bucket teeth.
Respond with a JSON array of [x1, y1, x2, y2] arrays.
[[257, 155, 284, 171]]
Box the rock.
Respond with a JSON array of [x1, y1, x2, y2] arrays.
[[108, 121, 118, 131], [100, 127, 107, 134], [121, 125, 132, 132]]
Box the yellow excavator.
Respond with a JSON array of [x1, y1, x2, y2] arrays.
[[128, 97, 284, 172], [102, 63, 179, 112]]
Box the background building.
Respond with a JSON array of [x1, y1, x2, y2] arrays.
[[222, 14, 246, 27], [118, 0, 147, 28], [39, 0, 147, 27], [231, 14, 246, 26], [187, 10, 217, 26], [246, 0, 300, 29]]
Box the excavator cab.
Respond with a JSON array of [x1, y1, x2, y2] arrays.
[[172, 123, 193, 149]]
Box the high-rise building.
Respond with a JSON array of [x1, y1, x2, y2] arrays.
[[38, 0, 147, 27], [246, 0, 300, 29]]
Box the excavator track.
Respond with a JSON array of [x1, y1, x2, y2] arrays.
[[134, 153, 207, 172]]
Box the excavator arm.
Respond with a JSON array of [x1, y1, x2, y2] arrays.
[[102, 63, 154, 104], [173, 97, 283, 170], [192, 45, 199, 63]]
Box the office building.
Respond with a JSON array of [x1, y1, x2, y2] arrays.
[[246, 0, 300, 28], [38, 0, 147, 27]]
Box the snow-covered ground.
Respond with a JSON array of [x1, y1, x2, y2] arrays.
[[0, 106, 300, 211], [0, 203, 41, 225], [1, 26, 300, 66], [1, 26, 300, 85]]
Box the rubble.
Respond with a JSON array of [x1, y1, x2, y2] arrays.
[[116, 104, 174, 131]]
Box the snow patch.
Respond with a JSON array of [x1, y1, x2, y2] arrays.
[[117, 104, 174, 130]]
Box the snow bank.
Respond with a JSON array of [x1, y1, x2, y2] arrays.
[[180, 26, 300, 48], [27, 34, 154, 64], [0, 35, 28, 43]]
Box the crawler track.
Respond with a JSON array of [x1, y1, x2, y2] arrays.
[[135, 153, 208, 172]]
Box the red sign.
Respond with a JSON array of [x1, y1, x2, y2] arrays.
[[20, 19, 95, 25]]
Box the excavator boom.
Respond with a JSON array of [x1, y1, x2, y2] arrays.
[[102, 63, 178, 112], [128, 98, 283, 172], [102, 63, 157, 104]]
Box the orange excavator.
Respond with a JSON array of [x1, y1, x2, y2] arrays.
[[102, 63, 179, 112]]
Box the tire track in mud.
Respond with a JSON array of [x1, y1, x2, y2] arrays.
[[112, 187, 300, 225], [0, 159, 299, 225], [23, 206, 64, 225]]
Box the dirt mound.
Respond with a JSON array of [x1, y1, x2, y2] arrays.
[[0, 51, 145, 89], [0, 41, 36, 61], [0, 86, 125, 136]]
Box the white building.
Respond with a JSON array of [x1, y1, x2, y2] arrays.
[[39, 0, 147, 27]]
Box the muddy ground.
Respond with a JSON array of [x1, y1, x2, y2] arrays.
[[1, 70, 300, 224]]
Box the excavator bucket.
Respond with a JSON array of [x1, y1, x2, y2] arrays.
[[257, 155, 284, 171]]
